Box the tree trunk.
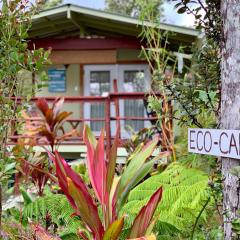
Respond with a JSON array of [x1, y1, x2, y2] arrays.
[[221, 1, 240, 239]]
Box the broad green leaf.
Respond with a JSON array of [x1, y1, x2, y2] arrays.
[[117, 160, 155, 211], [4, 162, 16, 173], [103, 217, 124, 240], [116, 140, 158, 202], [20, 188, 32, 205]]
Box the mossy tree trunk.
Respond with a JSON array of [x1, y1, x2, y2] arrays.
[[221, 1, 240, 239]]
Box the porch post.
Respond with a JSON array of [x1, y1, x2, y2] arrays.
[[105, 95, 111, 160], [113, 79, 121, 141]]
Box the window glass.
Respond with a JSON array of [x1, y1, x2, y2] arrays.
[[90, 71, 110, 131]]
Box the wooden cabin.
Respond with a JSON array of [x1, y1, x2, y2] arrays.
[[14, 4, 200, 161]]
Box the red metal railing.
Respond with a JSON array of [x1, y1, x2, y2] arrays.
[[8, 85, 172, 158]]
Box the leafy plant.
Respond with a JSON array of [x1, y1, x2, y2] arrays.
[[13, 140, 55, 196], [48, 125, 163, 239], [26, 97, 77, 152], [0, 220, 61, 240], [0, 0, 50, 226], [105, 0, 163, 17], [122, 162, 210, 239], [22, 192, 84, 239], [172, 0, 221, 42]]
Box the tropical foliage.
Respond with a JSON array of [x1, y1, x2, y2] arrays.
[[22, 192, 83, 239], [122, 163, 210, 238], [48, 125, 163, 239], [24, 97, 77, 152], [105, 0, 163, 17], [0, 0, 226, 239]]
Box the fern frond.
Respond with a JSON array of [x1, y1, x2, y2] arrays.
[[22, 193, 83, 237], [121, 162, 209, 237]]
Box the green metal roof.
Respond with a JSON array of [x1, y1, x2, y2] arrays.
[[30, 4, 200, 41]]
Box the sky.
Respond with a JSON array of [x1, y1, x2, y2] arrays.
[[62, 0, 196, 27]]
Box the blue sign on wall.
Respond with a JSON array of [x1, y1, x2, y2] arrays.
[[48, 69, 66, 92]]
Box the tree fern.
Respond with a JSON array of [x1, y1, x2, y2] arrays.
[[121, 162, 210, 238], [22, 193, 83, 239]]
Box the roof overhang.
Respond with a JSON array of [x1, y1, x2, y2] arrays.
[[30, 4, 200, 43]]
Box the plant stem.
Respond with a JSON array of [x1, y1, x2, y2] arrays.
[[190, 197, 211, 240]]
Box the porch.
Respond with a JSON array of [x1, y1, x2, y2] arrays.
[[9, 85, 173, 162]]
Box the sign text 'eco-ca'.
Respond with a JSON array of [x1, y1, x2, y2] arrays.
[[188, 128, 240, 159]]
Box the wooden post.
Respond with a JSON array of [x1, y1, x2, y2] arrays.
[[105, 96, 111, 160], [221, 1, 240, 238], [79, 64, 84, 136], [113, 79, 121, 141]]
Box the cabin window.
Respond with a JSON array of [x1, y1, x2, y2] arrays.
[[124, 70, 145, 131], [90, 71, 111, 131]]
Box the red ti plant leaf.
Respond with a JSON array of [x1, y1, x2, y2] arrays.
[[36, 98, 49, 117], [45, 109, 54, 127], [83, 126, 108, 206], [53, 111, 72, 131], [52, 97, 64, 119], [49, 151, 104, 240], [33, 97, 74, 152], [106, 126, 119, 195], [128, 187, 163, 239]]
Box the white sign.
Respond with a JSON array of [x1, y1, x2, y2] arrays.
[[188, 128, 240, 159]]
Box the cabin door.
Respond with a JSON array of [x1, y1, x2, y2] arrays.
[[118, 64, 151, 137], [84, 64, 150, 136], [84, 65, 116, 133]]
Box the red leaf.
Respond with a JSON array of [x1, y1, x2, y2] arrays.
[[50, 151, 104, 239], [36, 98, 49, 117], [128, 187, 163, 238], [53, 111, 72, 130], [106, 126, 119, 194], [83, 126, 108, 205], [52, 97, 64, 118], [94, 129, 108, 204], [45, 109, 53, 127], [48, 152, 77, 211]]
